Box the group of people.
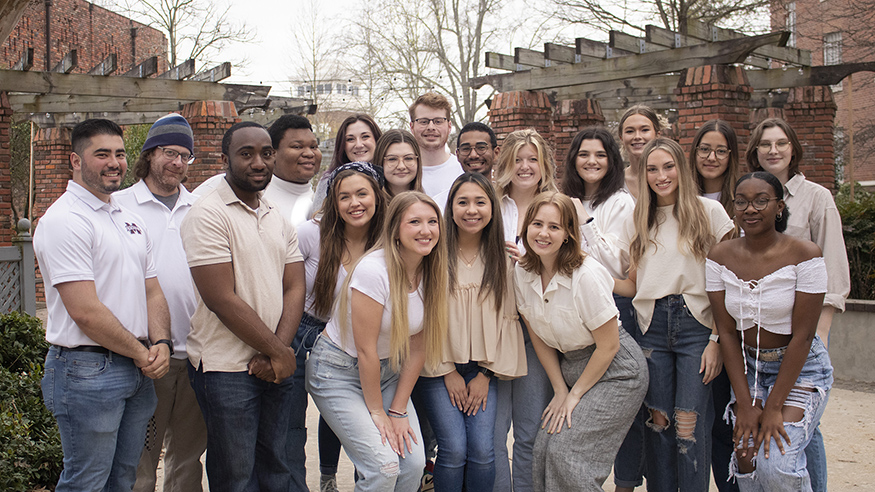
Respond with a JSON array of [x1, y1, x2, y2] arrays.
[[33, 90, 848, 492]]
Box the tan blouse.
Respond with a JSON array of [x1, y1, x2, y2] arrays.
[[423, 256, 527, 379]]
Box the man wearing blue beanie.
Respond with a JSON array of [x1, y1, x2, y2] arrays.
[[115, 113, 207, 492]]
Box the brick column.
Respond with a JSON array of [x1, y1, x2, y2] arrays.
[[551, 99, 604, 185], [0, 92, 13, 246], [783, 86, 837, 191], [675, 65, 753, 158], [487, 91, 552, 146], [181, 101, 240, 190], [32, 127, 72, 220]]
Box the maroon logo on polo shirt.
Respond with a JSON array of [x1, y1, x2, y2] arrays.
[[125, 222, 143, 235]]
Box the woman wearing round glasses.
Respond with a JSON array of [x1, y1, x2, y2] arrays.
[[745, 117, 849, 492], [374, 129, 425, 199]]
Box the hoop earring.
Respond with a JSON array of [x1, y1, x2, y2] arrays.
[[777, 212, 783, 220], [563, 237, 569, 244]]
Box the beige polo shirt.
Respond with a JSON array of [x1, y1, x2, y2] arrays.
[[181, 178, 303, 372]]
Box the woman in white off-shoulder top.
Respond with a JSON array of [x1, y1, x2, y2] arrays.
[[706, 172, 833, 492]]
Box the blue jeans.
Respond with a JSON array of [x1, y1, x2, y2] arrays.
[[417, 362, 498, 491], [612, 293, 649, 488], [493, 320, 553, 492], [806, 427, 827, 492], [188, 361, 295, 492], [639, 295, 714, 492], [42, 346, 157, 492], [729, 337, 832, 492], [306, 335, 425, 492], [712, 368, 740, 492]]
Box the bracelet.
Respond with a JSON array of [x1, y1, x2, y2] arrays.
[[387, 408, 408, 418], [709, 333, 720, 344], [388, 412, 408, 419]]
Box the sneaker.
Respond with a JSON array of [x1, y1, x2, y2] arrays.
[[320, 474, 339, 492], [420, 460, 435, 492]]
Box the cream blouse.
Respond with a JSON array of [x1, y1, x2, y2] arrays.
[[424, 256, 527, 379]]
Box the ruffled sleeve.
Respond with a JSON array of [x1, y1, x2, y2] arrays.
[[705, 258, 726, 292], [796, 256, 828, 294]]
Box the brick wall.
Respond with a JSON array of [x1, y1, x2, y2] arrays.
[[0, 92, 12, 246], [551, 98, 605, 185], [1, 0, 166, 73], [181, 101, 240, 190], [784, 86, 838, 189]]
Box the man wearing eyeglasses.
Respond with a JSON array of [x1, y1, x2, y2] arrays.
[[115, 114, 207, 492], [409, 92, 464, 198], [456, 122, 500, 176]]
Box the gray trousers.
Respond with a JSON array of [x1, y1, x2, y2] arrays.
[[532, 329, 649, 492]]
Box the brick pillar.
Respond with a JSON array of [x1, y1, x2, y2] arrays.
[[675, 65, 753, 158], [783, 86, 837, 191], [0, 93, 13, 246], [551, 99, 604, 186], [32, 127, 72, 220], [487, 91, 552, 146], [181, 101, 240, 190]]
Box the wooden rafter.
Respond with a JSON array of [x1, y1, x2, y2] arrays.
[[157, 59, 195, 80], [0, 0, 30, 45], [51, 50, 77, 73], [87, 54, 118, 76]]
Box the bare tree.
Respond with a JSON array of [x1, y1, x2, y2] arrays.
[[114, 0, 254, 68]]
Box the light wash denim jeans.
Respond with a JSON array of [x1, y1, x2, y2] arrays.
[[493, 320, 553, 492], [417, 361, 498, 491], [638, 294, 714, 492], [729, 336, 832, 492], [188, 362, 295, 492], [42, 346, 157, 492], [306, 335, 425, 492]]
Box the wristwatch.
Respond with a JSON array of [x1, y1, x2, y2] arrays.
[[478, 367, 494, 379], [709, 334, 719, 344], [154, 339, 175, 356]]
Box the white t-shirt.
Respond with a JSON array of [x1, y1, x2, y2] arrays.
[[515, 256, 618, 353], [114, 180, 197, 359], [579, 190, 635, 279], [193, 173, 313, 227], [500, 195, 525, 256], [324, 249, 424, 359], [34, 181, 157, 347], [298, 219, 348, 319], [421, 155, 463, 198]]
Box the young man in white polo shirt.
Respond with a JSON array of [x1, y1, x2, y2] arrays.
[[181, 121, 306, 492], [409, 92, 463, 198], [115, 114, 207, 492], [34, 118, 172, 491]]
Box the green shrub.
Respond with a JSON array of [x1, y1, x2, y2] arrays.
[[0, 312, 62, 491], [836, 184, 875, 301]]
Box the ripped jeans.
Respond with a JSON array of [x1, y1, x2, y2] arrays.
[[728, 336, 833, 492], [306, 335, 425, 492], [638, 294, 714, 492]]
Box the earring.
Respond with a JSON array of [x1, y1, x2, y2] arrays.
[[776, 212, 783, 220], [563, 237, 569, 244]]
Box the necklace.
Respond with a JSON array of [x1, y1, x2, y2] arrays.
[[459, 247, 478, 267]]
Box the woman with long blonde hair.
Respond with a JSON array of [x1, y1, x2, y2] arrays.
[[492, 128, 556, 492], [617, 137, 734, 491], [306, 191, 448, 491]]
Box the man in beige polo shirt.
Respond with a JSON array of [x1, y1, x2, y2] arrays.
[[180, 121, 306, 492]]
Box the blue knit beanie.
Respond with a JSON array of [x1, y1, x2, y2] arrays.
[[142, 114, 194, 154]]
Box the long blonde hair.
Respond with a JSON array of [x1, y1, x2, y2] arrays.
[[337, 191, 448, 371], [629, 138, 715, 269], [494, 128, 557, 198]]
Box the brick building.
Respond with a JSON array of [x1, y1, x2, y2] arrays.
[[1, 0, 167, 74], [773, 0, 875, 185]]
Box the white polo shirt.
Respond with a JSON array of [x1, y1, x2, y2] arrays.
[[115, 180, 197, 359], [34, 181, 157, 348]]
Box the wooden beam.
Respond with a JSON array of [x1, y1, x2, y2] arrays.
[[576, 38, 633, 59], [157, 59, 195, 80], [485, 52, 521, 71], [18, 111, 179, 127], [8, 94, 185, 113], [87, 53, 118, 76], [0, 68, 271, 101], [515, 48, 548, 68], [551, 74, 680, 101], [748, 62, 875, 89], [470, 32, 786, 92], [685, 21, 810, 66], [609, 31, 652, 54], [11, 47, 33, 71], [0, 0, 31, 45], [544, 43, 579, 64], [644, 24, 769, 69], [122, 56, 158, 78], [192, 62, 231, 82], [51, 49, 78, 73]]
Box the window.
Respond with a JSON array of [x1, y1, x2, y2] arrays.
[[824, 32, 843, 90], [786, 2, 797, 48]]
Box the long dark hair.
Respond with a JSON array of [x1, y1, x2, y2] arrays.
[[329, 114, 382, 172], [562, 127, 625, 208], [444, 172, 507, 311], [690, 119, 740, 217]]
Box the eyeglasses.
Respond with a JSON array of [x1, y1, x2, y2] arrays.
[[733, 196, 778, 211], [383, 155, 418, 167], [757, 140, 791, 153], [457, 143, 491, 156], [413, 117, 448, 127], [696, 146, 730, 159], [157, 146, 195, 164]]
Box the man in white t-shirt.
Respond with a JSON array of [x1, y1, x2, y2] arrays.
[[193, 115, 319, 228], [409, 92, 463, 198], [34, 119, 172, 491], [114, 114, 206, 492]]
